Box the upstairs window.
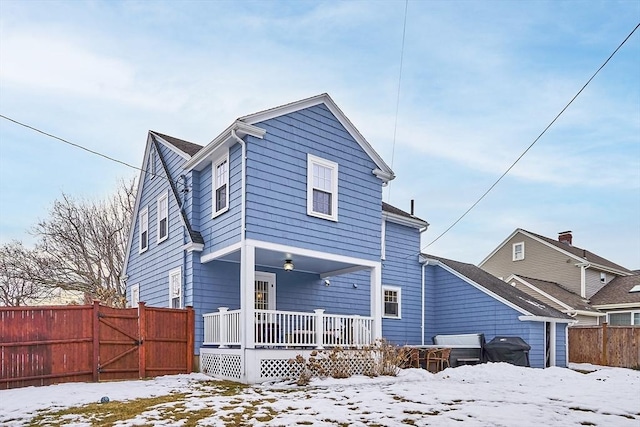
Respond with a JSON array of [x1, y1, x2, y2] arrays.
[[213, 151, 229, 217], [307, 154, 338, 221], [512, 242, 525, 261], [157, 192, 168, 243], [169, 267, 182, 308], [139, 207, 149, 253], [382, 285, 401, 319]]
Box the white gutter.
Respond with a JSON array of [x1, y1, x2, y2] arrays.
[[518, 315, 574, 324], [421, 261, 426, 346], [578, 263, 591, 298]]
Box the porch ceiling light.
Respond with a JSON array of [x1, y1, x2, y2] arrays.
[[284, 259, 294, 271]]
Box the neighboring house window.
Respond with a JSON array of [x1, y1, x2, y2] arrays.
[[608, 311, 640, 326], [169, 267, 182, 308], [150, 148, 156, 179], [157, 192, 169, 243], [130, 284, 139, 307], [213, 151, 229, 217], [382, 285, 401, 319], [307, 154, 338, 221], [139, 207, 149, 253], [600, 272, 607, 283], [512, 242, 524, 261]]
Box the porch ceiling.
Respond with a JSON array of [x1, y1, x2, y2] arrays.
[[214, 247, 369, 277]]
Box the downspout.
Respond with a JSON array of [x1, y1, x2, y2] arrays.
[[579, 263, 591, 298], [421, 260, 427, 346]]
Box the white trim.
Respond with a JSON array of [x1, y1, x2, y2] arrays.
[[592, 302, 640, 310], [246, 238, 380, 269], [548, 322, 557, 367], [506, 275, 573, 311], [518, 315, 574, 324], [307, 154, 338, 221], [382, 285, 402, 319], [200, 241, 242, 264], [182, 242, 204, 252], [183, 121, 265, 172], [382, 211, 429, 229], [157, 191, 169, 244], [130, 283, 140, 307], [212, 149, 230, 217], [239, 93, 395, 184], [169, 267, 182, 308], [381, 220, 386, 260], [138, 207, 149, 253], [512, 241, 525, 261], [255, 271, 276, 310]]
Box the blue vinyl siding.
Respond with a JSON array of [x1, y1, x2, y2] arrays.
[[381, 221, 423, 345], [424, 264, 562, 368], [199, 144, 242, 256], [126, 141, 187, 308], [245, 104, 382, 261]]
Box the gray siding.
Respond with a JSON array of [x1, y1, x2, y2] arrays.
[[482, 233, 582, 294], [510, 281, 567, 312]]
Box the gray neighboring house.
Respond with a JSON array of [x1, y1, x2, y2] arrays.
[[480, 229, 635, 326], [590, 273, 640, 325]]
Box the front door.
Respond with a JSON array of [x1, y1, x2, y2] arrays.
[[255, 271, 276, 310]]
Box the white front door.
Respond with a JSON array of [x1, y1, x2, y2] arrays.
[[255, 271, 276, 310]]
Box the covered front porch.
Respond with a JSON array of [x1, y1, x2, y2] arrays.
[[197, 239, 382, 383]]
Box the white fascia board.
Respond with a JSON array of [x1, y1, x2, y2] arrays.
[[382, 211, 429, 229], [200, 242, 242, 264], [246, 238, 379, 269], [150, 132, 193, 160], [478, 228, 522, 267], [518, 315, 574, 324], [591, 303, 640, 310], [240, 93, 395, 184], [182, 242, 204, 253], [122, 134, 153, 276], [584, 264, 633, 277], [572, 310, 606, 317], [425, 257, 532, 316], [183, 121, 265, 172], [507, 275, 573, 311]]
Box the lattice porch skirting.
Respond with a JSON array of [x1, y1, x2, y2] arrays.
[[200, 348, 375, 384]]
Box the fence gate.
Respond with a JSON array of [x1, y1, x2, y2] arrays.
[[96, 305, 141, 381]]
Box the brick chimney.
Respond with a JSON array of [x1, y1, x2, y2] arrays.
[[558, 230, 572, 245]]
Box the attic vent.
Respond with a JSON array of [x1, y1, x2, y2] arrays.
[[630, 285, 640, 293]]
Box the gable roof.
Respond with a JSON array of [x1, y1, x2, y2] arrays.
[[382, 202, 429, 229], [239, 93, 395, 184], [480, 228, 632, 275], [590, 273, 640, 306], [425, 254, 572, 321], [150, 131, 203, 157], [510, 275, 600, 314]]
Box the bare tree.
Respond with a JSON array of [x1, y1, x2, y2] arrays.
[[0, 241, 51, 306], [24, 178, 137, 307]]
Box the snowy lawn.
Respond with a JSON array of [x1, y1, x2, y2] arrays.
[[1, 363, 638, 426]]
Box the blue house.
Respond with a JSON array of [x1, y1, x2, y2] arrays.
[[122, 94, 571, 383]]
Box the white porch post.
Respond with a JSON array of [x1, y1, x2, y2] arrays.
[[370, 263, 382, 340], [241, 243, 256, 349], [218, 307, 229, 348], [314, 309, 325, 349]]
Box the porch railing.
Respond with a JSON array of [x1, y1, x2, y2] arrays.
[[203, 308, 373, 349]]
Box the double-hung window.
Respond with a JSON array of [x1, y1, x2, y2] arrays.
[[157, 192, 168, 243], [169, 267, 182, 308], [307, 154, 338, 221], [139, 207, 149, 253], [382, 285, 401, 319], [512, 242, 525, 261], [213, 151, 229, 217]]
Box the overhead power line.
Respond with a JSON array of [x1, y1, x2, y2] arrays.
[[421, 21, 640, 253]]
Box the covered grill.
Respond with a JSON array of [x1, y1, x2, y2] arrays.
[[484, 336, 531, 367]]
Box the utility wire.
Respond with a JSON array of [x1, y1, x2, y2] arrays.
[[421, 21, 640, 253], [387, 0, 409, 204], [0, 114, 167, 181]]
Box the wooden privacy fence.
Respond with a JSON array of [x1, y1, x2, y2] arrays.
[[0, 301, 194, 389], [568, 323, 640, 369]]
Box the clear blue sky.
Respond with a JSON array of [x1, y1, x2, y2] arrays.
[[1, 0, 639, 269]]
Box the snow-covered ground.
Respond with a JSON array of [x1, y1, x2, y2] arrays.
[[1, 363, 638, 426]]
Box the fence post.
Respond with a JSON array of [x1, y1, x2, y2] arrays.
[[138, 302, 146, 379], [186, 306, 194, 373], [92, 300, 100, 382], [314, 309, 325, 349], [601, 322, 608, 366]]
